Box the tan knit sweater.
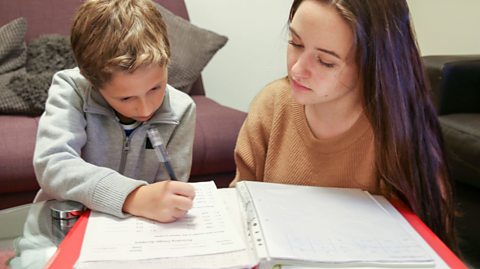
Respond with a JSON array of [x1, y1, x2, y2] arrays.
[[231, 78, 380, 194]]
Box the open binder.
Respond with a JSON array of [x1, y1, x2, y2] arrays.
[[46, 181, 465, 269], [236, 181, 435, 268]]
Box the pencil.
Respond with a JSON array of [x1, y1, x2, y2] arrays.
[[147, 128, 178, 180]]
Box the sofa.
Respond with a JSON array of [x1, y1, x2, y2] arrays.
[[423, 55, 480, 268], [0, 0, 247, 210]]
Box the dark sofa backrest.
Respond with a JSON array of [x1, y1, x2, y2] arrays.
[[0, 0, 205, 95]]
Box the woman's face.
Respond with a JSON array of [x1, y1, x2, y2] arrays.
[[287, 0, 361, 106]]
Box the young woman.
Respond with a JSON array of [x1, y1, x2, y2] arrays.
[[231, 0, 458, 251]]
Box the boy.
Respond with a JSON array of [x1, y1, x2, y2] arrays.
[[33, 0, 196, 223]]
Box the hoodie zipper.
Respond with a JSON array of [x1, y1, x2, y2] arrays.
[[118, 128, 130, 174], [118, 120, 179, 174], [119, 136, 130, 174]]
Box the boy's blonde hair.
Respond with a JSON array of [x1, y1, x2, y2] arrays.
[[71, 0, 170, 90]]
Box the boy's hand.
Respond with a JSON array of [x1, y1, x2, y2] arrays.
[[123, 181, 195, 223]]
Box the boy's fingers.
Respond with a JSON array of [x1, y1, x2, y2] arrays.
[[172, 195, 194, 211], [171, 208, 188, 219], [170, 181, 195, 199]]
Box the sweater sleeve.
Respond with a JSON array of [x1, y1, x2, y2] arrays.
[[230, 81, 279, 186], [33, 70, 146, 218]]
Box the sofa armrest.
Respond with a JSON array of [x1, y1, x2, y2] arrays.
[[190, 96, 247, 187], [0, 116, 40, 207], [423, 55, 480, 115]]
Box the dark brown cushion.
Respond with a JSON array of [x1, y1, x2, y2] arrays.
[[440, 114, 480, 188]]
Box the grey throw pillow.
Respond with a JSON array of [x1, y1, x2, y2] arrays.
[[0, 17, 27, 75], [25, 34, 76, 74], [0, 69, 31, 115], [4, 34, 76, 116], [156, 4, 228, 94]]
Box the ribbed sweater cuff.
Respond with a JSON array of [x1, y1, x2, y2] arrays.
[[91, 173, 147, 218]]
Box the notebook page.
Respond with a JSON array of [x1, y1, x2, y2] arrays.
[[240, 181, 434, 267], [371, 196, 449, 269], [76, 181, 245, 263], [278, 196, 449, 269], [75, 187, 255, 269]]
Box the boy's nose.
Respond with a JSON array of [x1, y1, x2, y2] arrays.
[[137, 99, 153, 117]]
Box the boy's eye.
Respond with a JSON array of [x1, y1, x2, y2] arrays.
[[120, 97, 131, 102], [147, 86, 162, 95]]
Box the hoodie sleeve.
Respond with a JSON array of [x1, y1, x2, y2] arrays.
[[33, 69, 146, 218]]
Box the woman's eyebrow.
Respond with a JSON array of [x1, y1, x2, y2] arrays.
[[289, 26, 341, 60], [288, 26, 301, 38]]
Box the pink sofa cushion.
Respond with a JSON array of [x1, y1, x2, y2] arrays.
[[0, 115, 39, 193], [191, 96, 246, 177], [0, 0, 189, 42]]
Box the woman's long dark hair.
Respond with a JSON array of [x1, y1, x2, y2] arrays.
[[289, 0, 458, 251]]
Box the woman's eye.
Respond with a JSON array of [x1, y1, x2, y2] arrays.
[[318, 60, 335, 68], [288, 40, 303, 48]]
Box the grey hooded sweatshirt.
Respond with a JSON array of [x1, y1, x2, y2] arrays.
[[33, 68, 196, 218]]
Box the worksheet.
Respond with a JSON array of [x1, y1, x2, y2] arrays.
[[76, 181, 246, 262]]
